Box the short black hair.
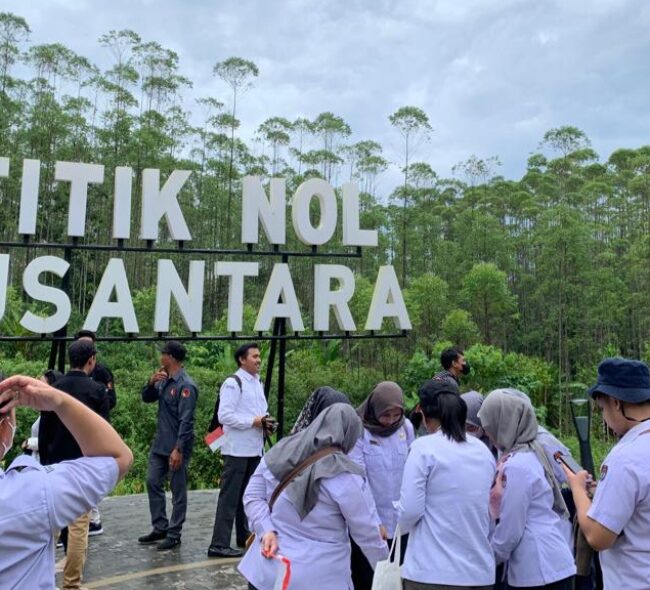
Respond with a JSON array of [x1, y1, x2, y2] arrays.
[[74, 329, 97, 341], [440, 347, 464, 370], [69, 340, 96, 369], [418, 380, 467, 442], [235, 342, 260, 367]]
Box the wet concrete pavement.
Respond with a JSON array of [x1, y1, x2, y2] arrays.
[[58, 490, 249, 589]]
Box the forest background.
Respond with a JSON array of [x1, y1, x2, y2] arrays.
[[1, 13, 648, 492]]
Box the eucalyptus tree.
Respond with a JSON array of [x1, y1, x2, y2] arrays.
[[389, 105, 432, 285], [312, 112, 351, 181], [213, 56, 259, 241], [257, 116, 292, 175], [0, 12, 30, 94]]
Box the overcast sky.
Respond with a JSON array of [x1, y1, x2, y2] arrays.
[[4, 0, 650, 194]]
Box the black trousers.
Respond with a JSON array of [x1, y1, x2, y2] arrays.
[[210, 455, 260, 548], [510, 577, 574, 590], [146, 451, 190, 540]]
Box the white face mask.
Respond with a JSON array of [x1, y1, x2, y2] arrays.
[[0, 415, 16, 460]]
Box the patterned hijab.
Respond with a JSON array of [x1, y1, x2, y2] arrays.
[[265, 403, 364, 519], [290, 386, 351, 434], [357, 381, 405, 437], [478, 388, 569, 519]]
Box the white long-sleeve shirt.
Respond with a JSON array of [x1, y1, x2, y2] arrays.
[[217, 368, 267, 457], [398, 431, 496, 586]]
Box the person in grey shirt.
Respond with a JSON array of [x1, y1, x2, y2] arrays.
[[0, 374, 132, 590], [138, 340, 198, 551]]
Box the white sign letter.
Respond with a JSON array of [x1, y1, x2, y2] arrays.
[[20, 256, 71, 333], [365, 266, 412, 330], [154, 259, 205, 332], [291, 178, 337, 246], [140, 169, 192, 241], [242, 176, 286, 244], [113, 166, 133, 239], [215, 261, 259, 332], [19, 159, 40, 235], [0, 254, 9, 322], [55, 161, 105, 237], [313, 265, 356, 331], [254, 263, 304, 332], [342, 183, 378, 246], [84, 259, 139, 333]]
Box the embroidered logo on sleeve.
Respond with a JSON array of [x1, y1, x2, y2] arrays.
[[181, 388, 191, 398], [600, 464, 608, 481]]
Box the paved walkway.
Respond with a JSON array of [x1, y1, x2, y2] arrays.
[[57, 490, 249, 590]]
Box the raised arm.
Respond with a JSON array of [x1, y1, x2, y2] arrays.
[[0, 376, 133, 479]]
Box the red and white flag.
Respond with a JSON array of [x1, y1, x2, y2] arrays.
[[204, 427, 226, 453]]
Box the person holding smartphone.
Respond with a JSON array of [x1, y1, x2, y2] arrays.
[[0, 374, 132, 589], [478, 389, 575, 590], [563, 358, 650, 590]]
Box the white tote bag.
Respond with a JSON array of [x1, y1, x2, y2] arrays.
[[371, 528, 402, 590]]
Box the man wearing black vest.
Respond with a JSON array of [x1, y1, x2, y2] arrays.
[[39, 340, 109, 590]]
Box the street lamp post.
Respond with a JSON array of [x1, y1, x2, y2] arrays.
[[569, 393, 595, 475]]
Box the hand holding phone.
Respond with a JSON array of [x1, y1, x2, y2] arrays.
[[553, 451, 583, 474]]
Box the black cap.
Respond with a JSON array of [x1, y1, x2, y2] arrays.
[[418, 378, 459, 404], [588, 358, 650, 403], [160, 340, 187, 362]]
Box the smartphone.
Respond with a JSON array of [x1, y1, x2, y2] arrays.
[[554, 451, 583, 474]]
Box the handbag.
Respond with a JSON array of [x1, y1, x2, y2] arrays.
[[371, 526, 402, 590], [245, 445, 342, 549]]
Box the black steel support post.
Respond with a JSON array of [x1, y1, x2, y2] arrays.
[[263, 318, 281, 401]]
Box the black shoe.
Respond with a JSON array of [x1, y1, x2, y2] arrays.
[[236, 539, 247, 549], [138, 530, 167, 544], [207, 545, 243, 558], [157, 537, 181, 551], [88, 521, 104, 537]]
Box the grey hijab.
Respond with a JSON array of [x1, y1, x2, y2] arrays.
[[290, 386, 351, 434], [478, 388, 569, 519], [461, 390, 484, 428], [265, 403, 364, 520]]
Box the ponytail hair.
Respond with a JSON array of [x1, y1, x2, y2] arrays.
[[420, 390, 467, 443]]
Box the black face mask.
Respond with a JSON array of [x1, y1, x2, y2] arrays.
[[461, 361, 471, 376]]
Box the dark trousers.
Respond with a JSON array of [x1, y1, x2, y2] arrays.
[[210, 455, 260, 548], [510, 577, 574, 590], [146, 451, 190, 540], [351, 534, 408, 590]]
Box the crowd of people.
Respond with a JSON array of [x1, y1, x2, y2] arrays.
[[1, 341, 649, 590]]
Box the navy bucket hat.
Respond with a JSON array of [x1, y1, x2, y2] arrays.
[[588, 358, 650, 403]]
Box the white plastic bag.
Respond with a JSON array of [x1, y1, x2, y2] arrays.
[[371, 528, 402, 590]]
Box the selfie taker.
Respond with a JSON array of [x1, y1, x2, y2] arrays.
[[0, 374, 132, 589], [563, 358, 650, 590]]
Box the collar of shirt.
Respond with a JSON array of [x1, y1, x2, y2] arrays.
[[621, 419, 650, 443], [236, 368, 260, 383], [66, 370, 88, 377], [167, 368, 186, 383]]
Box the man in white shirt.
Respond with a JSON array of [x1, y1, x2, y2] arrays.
[[207, 342, 268, 558]]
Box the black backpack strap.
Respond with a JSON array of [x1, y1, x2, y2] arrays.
[[208, 374, 244, 432]]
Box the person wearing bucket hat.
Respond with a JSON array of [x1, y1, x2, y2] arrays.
[[138, 340, 198, 551], [563, 358, 650, 590]]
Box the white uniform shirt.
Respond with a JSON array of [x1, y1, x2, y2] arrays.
[[588, 421, 650, 590], [491, 451, 576, 587], [239, 458, 388, 590], [349, 421, 415, 537], [0, 455, 119, 590], [397, 431, 496, 586], [217, 368, 268, 457]]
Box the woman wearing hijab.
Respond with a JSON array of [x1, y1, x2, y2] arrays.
[[398, 379, 496, 589], [290, 386, 351, 434], [239, 403, 389, 590], [349, 381, 415, 589], [478, 389, 576, 590], [460, 390, 495, 452]]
